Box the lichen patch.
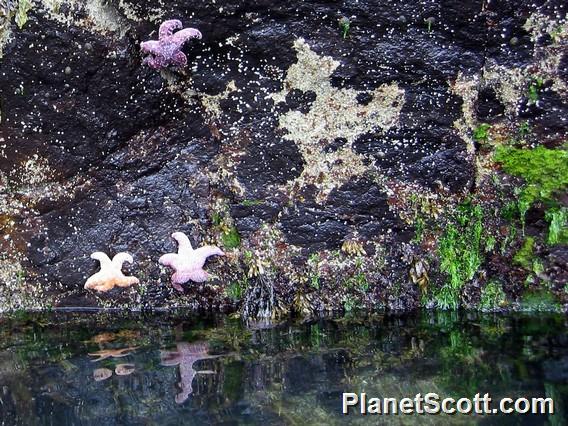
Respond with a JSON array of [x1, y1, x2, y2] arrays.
[[449, 72, 479, 153], [201, 80, 238, 121], [39, 0, 130, 36], [269, 38, 405, 202]]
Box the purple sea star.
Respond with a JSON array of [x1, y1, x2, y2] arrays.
[[140, 19, 202, 69], [160, 341, 218, 404], [159, 232, 224, 291]]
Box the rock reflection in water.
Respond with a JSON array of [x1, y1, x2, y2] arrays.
[[93, 368, 113, 382], [115, 363, 136, 376], [160, 341, 219, 404]]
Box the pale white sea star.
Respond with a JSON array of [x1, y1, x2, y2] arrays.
[[84, 252, 139, 292]]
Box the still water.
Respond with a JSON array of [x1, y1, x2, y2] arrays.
[[0, 310, 566, 425]]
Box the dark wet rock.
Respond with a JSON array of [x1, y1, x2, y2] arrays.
[[406, 147, 475, 193], [518, 85, 568, 145], [0, 0, 566, 313], [323, 138, 347, 153], [476, 87, 505, 121], [231, 201, 281, 234], [284, 89, 317, 114], [559, 52, 568, 83], [484, 1, 536, 67], [281, 177, 410, 250]]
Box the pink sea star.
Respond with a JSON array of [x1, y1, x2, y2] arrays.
[[159, 232, 224, 291], [140, 19, 202, 69], [160, 341, 218, 404]]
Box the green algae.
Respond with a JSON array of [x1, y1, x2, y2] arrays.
[[479, 281, 507, 311], [435, 202, 484, 310], [221, 226, 241, 249], [15, 0, 32, 29], [473, 123, 491, 142], [521, 289, 561, 312], [240, 199, 264, 207], [513, 237, 535, 268], [545, 207, 568, 245], [225, 278, 247, 301], [527, 77, 544, 104], [494, 145, 568, 206]]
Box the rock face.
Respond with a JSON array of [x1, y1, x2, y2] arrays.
[[0, 0, 566, 314]]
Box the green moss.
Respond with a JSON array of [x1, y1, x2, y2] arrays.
[[479, 281, 507, 311], [501, 201, 518, 221], [527, 77, 544, 104], [338, 17, 350, 38], [346, 272, 369, 292], [520, 290, 561, 312], [221, 226, 241, 249], [226, 278, 247, 301], [240, 199, 264, 207], [494, 146, 568, 206], [343, 295, 358, 312], [212, 212, 222, 226], [485, 236, 496, 252], [473, 123, 491, 142], [435, 202, 484, 310], [513, 237, 535, 268], [518, 121, 531, 138], [307, 253, 320, 290], [545, 207, 568, 245]]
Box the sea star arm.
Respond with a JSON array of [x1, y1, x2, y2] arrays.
[[172, 51, 188, 67], [91, 252, 112, 267], [159, 19, 183, 39], [171, 232, 195, 257], [173, 268, 209, 284], [193, 246, 224, 265], [112, 252, 134, 269], [159, 253, 180, 268], [140, 40, 161, 55], [171, 28, 202, 47], [85, 252, 139, 291]]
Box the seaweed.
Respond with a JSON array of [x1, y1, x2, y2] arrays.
[[513, 237, 535, 269], [435, 202, 484, 309], [545, 207, 568, 245], [479, 281, 507, 311]]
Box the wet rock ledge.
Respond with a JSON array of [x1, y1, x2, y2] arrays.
[[0, 0, 566, 316]]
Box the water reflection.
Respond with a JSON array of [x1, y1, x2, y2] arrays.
[[88, 346, 138, 362], [0, 311, 566, 425], [160, 341, 220, 404], [93, 368, 112, 382]]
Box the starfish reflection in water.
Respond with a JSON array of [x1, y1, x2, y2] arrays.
[[159, 232, 224, 291], [88, 346, 138, 362], [140, 19, 202, 69], [160, 341, 219, 404]]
